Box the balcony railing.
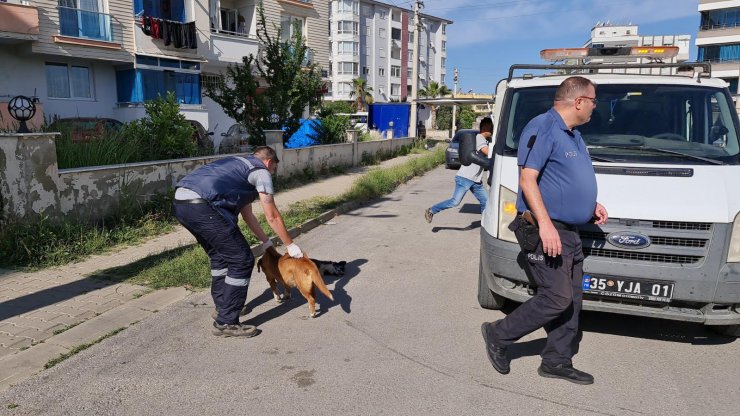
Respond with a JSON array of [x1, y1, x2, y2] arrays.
[[58, 6, 114, 42]]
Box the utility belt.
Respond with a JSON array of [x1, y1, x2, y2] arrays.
[[510, 211, 577, 252], [173, 198, 209, 204]]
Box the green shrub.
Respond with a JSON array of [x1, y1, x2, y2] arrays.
[[55, 130, 141, 169], [122, 92, 196, 160], [319, 101, 353, 116], [309, 115, 349, 145]]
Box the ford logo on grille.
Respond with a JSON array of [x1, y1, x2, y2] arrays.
[[607, 232, 651, 249]]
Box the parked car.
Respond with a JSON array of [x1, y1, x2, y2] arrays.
[[48, 117, 123, 142], [219, 123, 252, 154], [187, 120, 214, 152], [445, 129, 479, 169]]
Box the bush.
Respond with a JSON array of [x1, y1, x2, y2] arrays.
[[319, 101, 353, 116], [122, 92, 196, 160], [309, 114, 349, 145]]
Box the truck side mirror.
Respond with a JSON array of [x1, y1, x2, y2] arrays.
[[459, 131, 492, 170]]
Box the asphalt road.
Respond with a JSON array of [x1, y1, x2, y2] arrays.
[[1, 167, 738, 415]]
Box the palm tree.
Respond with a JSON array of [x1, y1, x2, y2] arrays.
[[418, 81, 451, 129], [349, 78, 373, 112]]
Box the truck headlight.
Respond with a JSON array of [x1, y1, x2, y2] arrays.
[[728, 212, 740, 262], [498, 185, 517, 243]]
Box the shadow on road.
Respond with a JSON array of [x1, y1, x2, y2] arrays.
[[244, 258, 368, 326], [432, 221, 481, 233]]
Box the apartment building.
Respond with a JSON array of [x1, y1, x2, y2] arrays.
[[0, 0, 329, 138], [582, 23, 690, 75], [697, 0, 740, 93], [327, 0, 452, 104]]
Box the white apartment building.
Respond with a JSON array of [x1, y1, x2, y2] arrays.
[[697, 0, 740, 93], [0, 0, 329, 141], [582, 23, 690, 75], [327, 0, 452, 103]]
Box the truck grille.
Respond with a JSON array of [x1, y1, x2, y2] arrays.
[[579, 219, 712, 265], [581, 248, 703, 264]]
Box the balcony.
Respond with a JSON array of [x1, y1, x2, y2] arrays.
[[58, 6, 116, 43], [0, 1, 39, 42]]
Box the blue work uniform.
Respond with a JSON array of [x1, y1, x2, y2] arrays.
[[173, 156, 270, 325], [489, 108, 598, 367]]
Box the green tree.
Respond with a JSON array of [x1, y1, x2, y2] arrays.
[[457, 105, 476, 130], [436, 106, 452, 130], [418, 81, 451, 129], [319, 100, 353, 116], [205, 3, 325, 145], [349, 78, 373, 111]]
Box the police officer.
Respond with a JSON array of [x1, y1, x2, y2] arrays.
[[173, 146, 303, 337], [481, 76, 608, 384]]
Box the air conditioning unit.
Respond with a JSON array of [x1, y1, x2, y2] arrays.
[[419, 56, 425, 62]]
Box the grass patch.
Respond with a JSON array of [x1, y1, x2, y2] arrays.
[[44, 327, 127, 369], [52, 322, 82, 336], [95, 147, 445, 289]]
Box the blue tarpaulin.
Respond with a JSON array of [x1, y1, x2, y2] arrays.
[[284, 119, 321, 148]]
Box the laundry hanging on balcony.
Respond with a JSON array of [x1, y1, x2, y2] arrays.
[[140, 16, 197, 49]]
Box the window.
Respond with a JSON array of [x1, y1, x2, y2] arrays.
[[379, 28, 386, 38], [337, 82, 352, 95], [134, 0, 186, 22], [392, 10, 401, 22], [442, 24, 446, 34], [390, 48, 400, 59], [336, 0, 359, 15], [407, 67, 412, 79], [391, 28, 401, 41], [391, 65, 400, 77], [59, 0, 114, 41], [337, 41, 359, 55], [363, 66, 369, 75], [391, 83, 400, 95], [379, 47, 385, 58], [699, 44, 740, 62], [378, 10, 386, 19], [337, 21, 359, 35], [116, 56, 201, 104], [337, 62, 359, 75], [407, 50, 413, 62], [441, 74, 445, 84], [442, 41, 446, 51], [46, 62, 92, 99], [441, 57, 446, 67], [281, 14, 305, 41], [379, 67, 385, 76], [408, 31, 414, 43]]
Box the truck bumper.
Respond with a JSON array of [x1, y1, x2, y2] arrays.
[[481, 229, 740, 326]]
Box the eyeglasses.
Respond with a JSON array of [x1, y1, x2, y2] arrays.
[[576, 96, 597, 104]]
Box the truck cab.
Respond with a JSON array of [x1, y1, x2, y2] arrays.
[[475, 50, 740, 337]]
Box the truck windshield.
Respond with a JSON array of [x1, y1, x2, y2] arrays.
[[501, 84, 740, 165]]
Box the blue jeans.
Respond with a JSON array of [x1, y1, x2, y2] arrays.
[[430, 176, 488, 215]]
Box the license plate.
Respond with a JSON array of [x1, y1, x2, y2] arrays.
[[582, 274, 674, 303]]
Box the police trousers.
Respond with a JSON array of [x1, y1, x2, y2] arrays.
[[490, 228, 584, 366], [173, 202, 254, 325]]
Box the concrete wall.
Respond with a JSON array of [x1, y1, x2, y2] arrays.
[[0, 132, 414, 223]]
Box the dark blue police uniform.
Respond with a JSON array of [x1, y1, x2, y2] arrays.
[[490, 108, 597, 367], [173, 156, 268, 325]]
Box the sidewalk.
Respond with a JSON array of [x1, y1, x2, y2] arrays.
[[0, 152, 428, 391]]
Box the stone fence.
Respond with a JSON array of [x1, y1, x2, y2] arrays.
[[0, 130, 414, 223]]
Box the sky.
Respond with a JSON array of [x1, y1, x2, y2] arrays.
[[396, 0, 700, 94]]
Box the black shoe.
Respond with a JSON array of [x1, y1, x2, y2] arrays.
[[212, 321, 259, 338], [480, 322, 510, 374], [538, 363, 594, 385]]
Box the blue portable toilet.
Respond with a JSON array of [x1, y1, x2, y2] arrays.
[[368, 103, 410, 138]]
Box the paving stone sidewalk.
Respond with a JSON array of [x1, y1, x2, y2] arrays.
[[0, 152, 426, 390]]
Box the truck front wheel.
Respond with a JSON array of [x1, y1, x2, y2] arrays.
[[710, 325, 740, 337], [478, 261, 506, 310]]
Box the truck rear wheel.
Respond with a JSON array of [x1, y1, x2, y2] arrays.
[[478, 261, 506, 310], [710, 325, 740, 337]]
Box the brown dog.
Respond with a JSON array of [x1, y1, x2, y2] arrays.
[[258, 246, 334, 318]]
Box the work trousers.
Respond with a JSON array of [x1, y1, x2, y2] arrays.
[[173, 202, 254, 325], [490, 228, 584, 366]]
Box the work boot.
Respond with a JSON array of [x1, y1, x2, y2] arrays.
[[480, 322, 510, 374], [211, 305, 251, 320], [425, 208, 434, 223], [538, 363, 594, 385], [212, 321, 259, 338]]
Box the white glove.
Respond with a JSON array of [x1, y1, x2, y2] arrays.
[[287, 243, 303, 258]]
